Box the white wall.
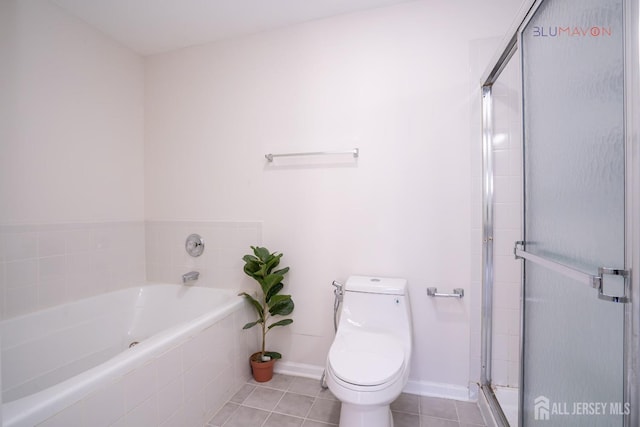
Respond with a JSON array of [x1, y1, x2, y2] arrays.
[[145, 0, 521, 396], [0, 0, 144, 225], [0, 0, 146, 320], [1, 3, 145, 420]]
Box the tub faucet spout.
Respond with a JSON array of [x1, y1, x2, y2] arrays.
[[182, 271, 199, 284]]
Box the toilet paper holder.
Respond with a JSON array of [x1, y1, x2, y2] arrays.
[[427, 287, 464, 298]]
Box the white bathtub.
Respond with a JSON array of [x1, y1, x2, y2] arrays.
[[1, 284, 256, 427]]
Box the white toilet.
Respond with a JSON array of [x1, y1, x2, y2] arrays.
[[326, 276, 413, 427]]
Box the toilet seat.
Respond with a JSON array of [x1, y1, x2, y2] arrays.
[[328, 330, 405, 387]]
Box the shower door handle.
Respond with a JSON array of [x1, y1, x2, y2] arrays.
[[514, 241, 630, 304]]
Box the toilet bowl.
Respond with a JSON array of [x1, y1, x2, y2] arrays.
[[326, 276, 412, 427]]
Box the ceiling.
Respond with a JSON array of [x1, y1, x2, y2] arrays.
[[51, 0, 417, 56]]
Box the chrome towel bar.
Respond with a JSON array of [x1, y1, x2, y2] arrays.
[[265, 148, 359, 162], [427, 287, 464, 298]]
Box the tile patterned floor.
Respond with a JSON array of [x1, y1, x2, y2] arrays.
[[207, 374, 487, 427]]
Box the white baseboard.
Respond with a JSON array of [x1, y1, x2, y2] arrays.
[[274, 361, 325, 380], [403, 379, 471, 401], [274, 361, 471, 401]]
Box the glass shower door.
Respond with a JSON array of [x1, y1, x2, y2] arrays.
[[520, 0, 627, 426]]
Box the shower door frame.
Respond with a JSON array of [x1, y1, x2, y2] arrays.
[[479, 0, 640, 426]]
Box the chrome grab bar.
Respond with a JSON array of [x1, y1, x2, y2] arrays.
[[513, 241, 630, 303], [427, 287, 464, 298], [265, 148, 359, 162]]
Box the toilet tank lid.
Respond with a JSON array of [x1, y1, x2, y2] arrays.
[[345, 276, 407, 295]]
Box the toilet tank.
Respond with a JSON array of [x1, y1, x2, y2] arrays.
[[345, 276, 407, 295], [339, 276, 412, 341]]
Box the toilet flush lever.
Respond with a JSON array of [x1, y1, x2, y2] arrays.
[[427, 287, 464, 298]]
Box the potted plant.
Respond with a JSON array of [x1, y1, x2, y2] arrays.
[[239, 246, 294, 382]]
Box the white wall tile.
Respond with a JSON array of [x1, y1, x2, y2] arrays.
[[155, 346, 183, 389], [182, 335, 206, 371], [0, 231, 6, 263], [5, 285, 38, 318], [508, 360, 520, 388], [65, 229, 96, 254], [491, 358, 508, 386], [157, 375, 184, 423], [493, 228, 521, 257], [494, 203, 521, 230], [6, 259, 38, 288], [145, 221, 262, 288], [37, 277, 68, 309], [123, 361, 157, 411], [38, 256, 66, 282], [183, 361, 207, 398], [493, 176, 520, 204], [509, 146, 523, 177], [123, 395, 159, 427], [205, 368, 234, 416], [492, 308, 510, 336], [4, 232, 38, 262], [158, 406, 187, 427], [487, 53, 522, 388], [37, 402, 85, 427], [508, 334, 520, 362], [38, 231, 67, 257], [181, 390, 206, 427], [493, 282, 520, 311], [491, 334, 509, 363], [493, 150, 510, 177], [82, 379, 126, 427], [507, 308, 520, 336], [0, 262, 5, 318], [1, 222, 146, 320], [493, 255, 521, 284]]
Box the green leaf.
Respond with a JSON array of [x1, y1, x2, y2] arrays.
[[264, 351, 282, 360], [242, 254, 259, 264], [243, 261, 261, 279], [267, 294, 290, 307], [268, 295, 294, 316], [263, 253, 281, 274], [242, 321, 260, 329], [238, 292, 265, 321], [267, 318, 293, 329], [272, 266, 289, 276], [253, 246, 271, 263], [261, 273, 284, 296], [265, 282, 283, 303]]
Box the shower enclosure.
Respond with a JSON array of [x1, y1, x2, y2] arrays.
[[480, 0, 639, 426]]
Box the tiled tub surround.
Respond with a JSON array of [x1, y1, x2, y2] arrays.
[[0, 221, 146, 320], [209, 374, 488, 427], [1, 284, 257, 427], [145, 221, 262, 288], [0, 220, 262, 320]]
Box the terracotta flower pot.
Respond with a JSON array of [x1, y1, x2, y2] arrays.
[[250, 352, 276, 382]]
